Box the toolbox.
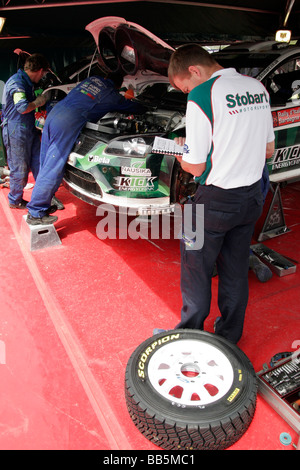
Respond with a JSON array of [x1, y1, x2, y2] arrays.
[[251, 243, 297, 277], [257, 353, 300, 446]]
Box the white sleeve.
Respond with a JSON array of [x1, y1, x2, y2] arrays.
[[182, 100, 212, 164]]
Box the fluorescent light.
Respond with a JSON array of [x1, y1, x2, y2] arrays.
[[0, 17, 6, 34], [275, 30, 291, 43]]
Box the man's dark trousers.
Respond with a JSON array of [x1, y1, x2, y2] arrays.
[[177, 180, 263, 344]]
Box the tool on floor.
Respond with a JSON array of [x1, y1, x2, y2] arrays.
[[251, 243, 297, 276], [257, 351, 300, 449]]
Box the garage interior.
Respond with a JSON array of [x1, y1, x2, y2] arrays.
[[0, 0, 300, 452]]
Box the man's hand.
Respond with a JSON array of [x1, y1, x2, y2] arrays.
[[174, 136, 186, 147], [173, 136, 206, 176], [34, 93, 48, 108], [174, 136, 185, 163], [22, 92, 50, 114]]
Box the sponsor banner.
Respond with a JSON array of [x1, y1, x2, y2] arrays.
[[272, 106, 300, 128]]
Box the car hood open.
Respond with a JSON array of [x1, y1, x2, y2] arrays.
[[85, 16, 174, 77]]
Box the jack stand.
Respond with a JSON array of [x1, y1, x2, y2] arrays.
[[20, 214, 61, 251], [258, 182, 290, 241]]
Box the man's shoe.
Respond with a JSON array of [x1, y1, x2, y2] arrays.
[[214, 316, 221, 333], [9, 199, 28, 209], [51, 196, 64, 210], [47, 204, 58, 215], [153, 328, 168, 335], [26, 214, 58, 226]]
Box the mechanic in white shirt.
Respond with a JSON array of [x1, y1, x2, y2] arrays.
[[168, 44, 275, 343]]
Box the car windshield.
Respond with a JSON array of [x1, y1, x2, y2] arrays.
[[57, 56, 105, 83], [213, 52, 282, 78]]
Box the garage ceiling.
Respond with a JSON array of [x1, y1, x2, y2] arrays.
[[0, 0, 299, 46]]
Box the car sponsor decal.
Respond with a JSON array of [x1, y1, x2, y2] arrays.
[[114, 175, 157, 192], [269, 143, 300, 171], [88, 155, 110, 164], [114, 160, 159, 193], [272, 106, 300, 128], [121, 161, 152, 176]]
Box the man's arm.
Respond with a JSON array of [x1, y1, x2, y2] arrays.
[[13, 92, 48, 115], [179, 141, 275, 176], [181, 159, 206, 177], [174, 136, 206, 177], [22, 94, 48, 114], [266, 140, 275, 159]]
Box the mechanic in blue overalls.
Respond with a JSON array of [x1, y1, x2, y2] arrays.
[[26, 74, 145, 225], [1, 54, 50, 208]]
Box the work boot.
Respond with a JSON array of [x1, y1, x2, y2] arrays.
[[153, 328, 167, 336], [47, 204, 58, 215], [26, 214, 58, 226], [51, 196, 64, 210], [9, 199, 28, 209], [249, 254, 273, 282], [214, 316, 221, 333]]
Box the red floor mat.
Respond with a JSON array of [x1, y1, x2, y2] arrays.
[[0, 180, 299, 451]]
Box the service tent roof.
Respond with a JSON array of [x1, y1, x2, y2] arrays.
[[0, 0, 299, 45], [0, 1, 299, 82]]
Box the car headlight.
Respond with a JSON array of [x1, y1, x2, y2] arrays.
[[104, 136, 153, 158]]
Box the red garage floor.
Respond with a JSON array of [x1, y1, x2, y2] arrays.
[[0, 178, 299, 451]]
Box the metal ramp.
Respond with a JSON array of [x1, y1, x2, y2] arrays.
[[20, 214, 61, 251]]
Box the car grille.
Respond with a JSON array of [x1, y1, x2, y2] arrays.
[[64, 165, 102, 196], [73, 134, 100, 157]]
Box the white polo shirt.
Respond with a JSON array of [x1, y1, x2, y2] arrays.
[[182, 68, 275, 188]]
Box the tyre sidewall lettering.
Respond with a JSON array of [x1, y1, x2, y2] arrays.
[[137, 333, 180, 379]]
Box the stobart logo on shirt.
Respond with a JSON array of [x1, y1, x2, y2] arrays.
[[226, 91, 269, 108]]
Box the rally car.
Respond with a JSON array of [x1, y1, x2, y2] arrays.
[[45, 17, 300, 217]]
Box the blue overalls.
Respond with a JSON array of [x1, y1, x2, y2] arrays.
[[2, 69, 41, 205], [27, 76, 145, 218]]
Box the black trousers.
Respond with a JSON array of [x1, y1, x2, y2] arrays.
[[177, 181, 263, 343]]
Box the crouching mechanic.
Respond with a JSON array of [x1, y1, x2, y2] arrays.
[[26, 74, 146, 225], [1, 53, 50, 209], [168, 44, 275, 344]]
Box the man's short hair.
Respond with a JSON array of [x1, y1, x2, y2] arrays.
[[168, 44, 217, 83], [24, 53, 50, 72]]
